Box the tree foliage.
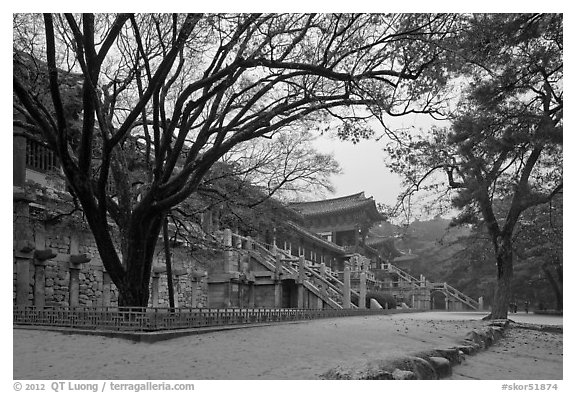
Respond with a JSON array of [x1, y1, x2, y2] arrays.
[[384, 13, 562, 318]]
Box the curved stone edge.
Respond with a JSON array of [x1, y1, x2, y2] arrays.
[[320, 319, 510, 380]]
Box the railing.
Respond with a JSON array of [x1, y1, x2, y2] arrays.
[[14, 306, 393, 332], [383, 263, 478, 310], [26, 138, 59, 173], [441, 283, 479, 310], [382, 263, 421, 287], [230, 232, 355, 309]]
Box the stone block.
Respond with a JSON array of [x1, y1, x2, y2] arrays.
[[428, 356, 451, 378], [45, 287, 54, 298], [433, 348, 463, 365], [392, 369, 417, 380]]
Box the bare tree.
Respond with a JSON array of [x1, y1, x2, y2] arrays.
[[13, 13, 458, 306]]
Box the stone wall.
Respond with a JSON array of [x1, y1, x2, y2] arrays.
[[14, 196, 213, 309]]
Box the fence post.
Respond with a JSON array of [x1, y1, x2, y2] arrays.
[[343, 266, 351, 309]]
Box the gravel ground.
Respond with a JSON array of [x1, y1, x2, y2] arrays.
[[12, 311, 564, 380], [449, 326, 563, 380], [13, 312, 488, 380]]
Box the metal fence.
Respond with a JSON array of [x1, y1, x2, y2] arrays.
[[13, 306, 398, 332]]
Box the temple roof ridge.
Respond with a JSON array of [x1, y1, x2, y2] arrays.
[[288, 191, 384, 222]]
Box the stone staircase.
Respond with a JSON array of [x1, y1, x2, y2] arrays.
[[382, 262, 479, 310], [223, 231, 478, 311], [235, 234, 359, 310]]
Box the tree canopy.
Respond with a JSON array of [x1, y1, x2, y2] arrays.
[[383, 13, 562, 318]]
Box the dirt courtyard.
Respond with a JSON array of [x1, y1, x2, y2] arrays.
[[14, 312, 487, 380], [12, 311, 563, 380]]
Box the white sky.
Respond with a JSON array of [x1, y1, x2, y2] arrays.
[[312, 113, 444, 209]]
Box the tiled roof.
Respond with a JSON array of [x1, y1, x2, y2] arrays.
[[286, 221, 346, 254], [289, 192, 385, 221]]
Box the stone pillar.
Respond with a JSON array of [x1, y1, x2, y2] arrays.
[[248, 280, 255, 309], [15, 243, 34, 307], [245, 236, 253, 251], [151, 271, 160, 307], [343, 266, 351, 309], [223, 228, 234, 273], [13, 132, 27, 187], [274, 254, 282, 279], [297, 255, 305, 309], [359, 272, 367, 309], [274, 282, 282, 309], [33, 260, 46, 308], [14, 190, 35, 307], [234, 228, 242, 249], [33, 230, 57, 309], [68, 265, 81, 307], [69, 235, 90, 308], [102, 272, 111, 307], [317, 262, 326, 309], [445, 297, 450, 311], [478, 296, 484, 310]]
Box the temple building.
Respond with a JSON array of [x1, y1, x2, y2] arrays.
[[285, 192, 399, 272]]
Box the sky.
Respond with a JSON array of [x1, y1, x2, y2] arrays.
[[311, 113, 443, 214]]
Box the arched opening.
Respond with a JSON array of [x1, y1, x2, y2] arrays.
[[430, 290, 447, 310]]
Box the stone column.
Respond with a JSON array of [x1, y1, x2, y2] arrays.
[[317, 262, 326, 309], [297, 255, 305, 309], [478, 296, 484, 311], [69, 235, 90, 308], [274, 255, 282, 308], [13, 132, 27, 187], [223, 228, 234, 273], [33, 260, 46, 308], [151, 272, 160, 307], [68, 264, 81, 307], [359, 272, 367, 309], [33, 230, 57, 309], [234, 229, 242, 249], [248, 278, 255, 309], [445, 297, 450, 311], [14, 189, 36, 307], [274, 281, 282, 309], [102, 272, 111, 307], [274, 254, 282, 279], [342, 266, 351, 309]]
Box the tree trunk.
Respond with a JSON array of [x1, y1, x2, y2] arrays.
[[117, 213, 164, 307], [542, 265, 562, 311], [163, 217, 176, 311], [491, 238, 513, 319]]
